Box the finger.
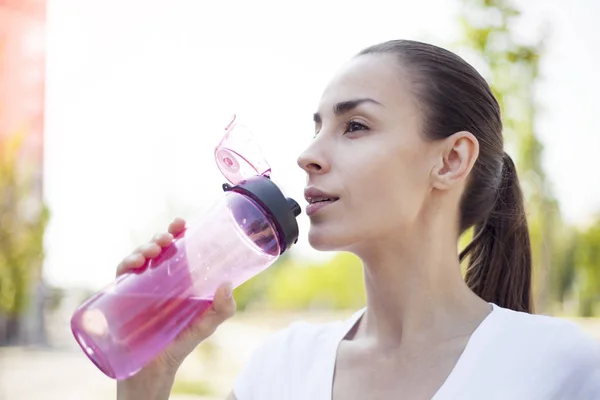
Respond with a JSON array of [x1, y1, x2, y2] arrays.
[[135, 242, 162, 259], [115, 253, 145, 277], [151, 232, 174, 248], [209, 282, 237, 322], [187, 283, 236, 337], [168, 218, 186, 236], [169, 283, 237, 354]]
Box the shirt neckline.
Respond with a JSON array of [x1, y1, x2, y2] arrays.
[[326, 303, 499, 400]]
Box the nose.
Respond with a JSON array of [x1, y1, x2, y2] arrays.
[[297, 142, 330, 175]]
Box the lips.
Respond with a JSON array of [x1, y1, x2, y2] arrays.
[[304, 187, 339, 216]]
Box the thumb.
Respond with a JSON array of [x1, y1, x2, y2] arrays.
[[186, 282, 237, 340], [210, 282, 237, 322], [156, 282, 237, 369]]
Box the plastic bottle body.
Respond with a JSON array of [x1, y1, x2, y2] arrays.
[[70, 191, 281, 380]]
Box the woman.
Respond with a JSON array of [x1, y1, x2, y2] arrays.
[[116, 40, 600, 399]]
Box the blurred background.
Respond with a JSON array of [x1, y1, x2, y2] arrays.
[[1, 0, 599, 398]]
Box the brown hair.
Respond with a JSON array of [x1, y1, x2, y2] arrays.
[[358, 40, 532, 313]]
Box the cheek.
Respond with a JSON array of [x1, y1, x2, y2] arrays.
[[307, 142, 432, 250], [348, 149, 431, 230]]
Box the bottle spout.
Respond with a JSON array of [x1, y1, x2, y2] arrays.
[[214, 117, 272, 185], [287, 198, 301, 217], [224, 114, 237, 131]]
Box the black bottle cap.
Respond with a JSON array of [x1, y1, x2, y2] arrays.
[[222, 175, 300, 254]]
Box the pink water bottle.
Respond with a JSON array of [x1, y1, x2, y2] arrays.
[[70, 117, 301, 380]]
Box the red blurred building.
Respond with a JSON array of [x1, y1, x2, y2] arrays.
[[0, 0, 47, 344], [0, 0, 45, 166]]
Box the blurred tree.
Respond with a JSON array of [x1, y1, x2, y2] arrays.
[[573, 217, 600, 317], [234, 251, 366, 311], [233, 252, 292, 311], [456, 0, 562, 313], [548, 226, 578, 311], [0, 132, 50, 343], [265, 252, 366, 311]]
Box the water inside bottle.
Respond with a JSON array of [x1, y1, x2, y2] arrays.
[[71, 255, 212, 379]]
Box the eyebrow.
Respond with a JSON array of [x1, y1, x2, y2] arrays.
[[313, 98, 383, 124]]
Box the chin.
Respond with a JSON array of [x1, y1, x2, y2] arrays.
[[307, 224, 360, 252]]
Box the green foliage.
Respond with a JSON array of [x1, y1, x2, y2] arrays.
[[232, 253, 291, 311], [171, 378, 214, 396], [266, 252, 366, 311], [458, 227, 474, 276], [0, 132, 49, 317], [234, 251, 366, 311], [573, 218, 600, 316], [548, 226, 578, 305]]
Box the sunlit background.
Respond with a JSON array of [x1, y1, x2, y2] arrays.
[[1, 0, 599, 398]]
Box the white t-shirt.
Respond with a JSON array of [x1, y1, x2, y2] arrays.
[[233, 303, 600, 399]]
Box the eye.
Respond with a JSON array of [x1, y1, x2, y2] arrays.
[[343, 120, 368, 135]]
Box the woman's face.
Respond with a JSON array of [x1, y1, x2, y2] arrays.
[[297, 53, 443, 252]]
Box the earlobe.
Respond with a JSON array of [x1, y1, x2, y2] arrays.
[[431, 131, 479, 190]]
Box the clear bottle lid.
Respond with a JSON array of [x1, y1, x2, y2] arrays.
[[214, 115, 272, 185]]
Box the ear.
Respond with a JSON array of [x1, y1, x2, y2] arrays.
[[430, 131, 479, 191]]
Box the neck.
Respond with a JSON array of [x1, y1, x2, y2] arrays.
[[351, 216, 490, 348]]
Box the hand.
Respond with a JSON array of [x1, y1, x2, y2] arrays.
[[116, 218, 236, 399]]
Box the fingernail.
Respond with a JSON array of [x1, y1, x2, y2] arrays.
[[144, 243, 156, 252], [128, 253, 144, 267], [224, 283, 233, 298]]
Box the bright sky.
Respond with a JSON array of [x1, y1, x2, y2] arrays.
[[43, 0, 600, 290]]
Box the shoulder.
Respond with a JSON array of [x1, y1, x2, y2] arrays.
[[232, 310, 361, 399], [243, 317, 342, 368], [493, 304, 599, 357], [491, 305, 600, 396]]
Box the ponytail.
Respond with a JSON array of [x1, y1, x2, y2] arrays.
[[459, 152, 533, 313]]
